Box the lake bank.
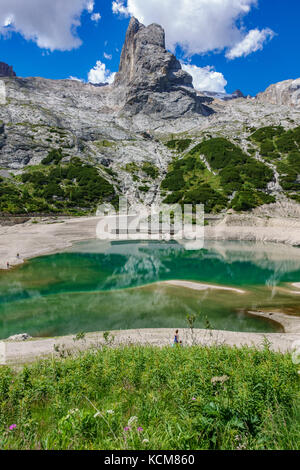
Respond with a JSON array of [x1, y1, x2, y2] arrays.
[[2, 213, 300, 270], [1, 327, 300, 365]]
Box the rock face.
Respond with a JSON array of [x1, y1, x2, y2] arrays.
[[257, 78, 300, 108], [112, 17, 212, 118], [0, 62, 16, 78]]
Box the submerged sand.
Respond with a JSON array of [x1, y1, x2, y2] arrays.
[[162, 280, 246, 294]]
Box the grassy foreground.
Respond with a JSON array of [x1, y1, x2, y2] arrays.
[[0, 344, 299, 450]]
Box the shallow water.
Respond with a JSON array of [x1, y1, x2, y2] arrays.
[[1, 240, 300, 339]]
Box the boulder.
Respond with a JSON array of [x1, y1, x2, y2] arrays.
[[7, 333, 32, 342]]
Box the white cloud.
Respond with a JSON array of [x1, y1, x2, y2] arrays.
[[91, 13, 101, 23], [0, 0, 96, 51], [112, 1, 130, 16], [104, 52, 112, 60], [88, 61, 116, 84], [86, 1, 95, 14], [181, 64, 227, 93], [112, 0, 275, 58], [226, 28, 275, 59]]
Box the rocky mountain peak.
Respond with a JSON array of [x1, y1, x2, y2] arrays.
[[232, 89, 245, 99], [257, 78, 300, 108], [113, 17, 212, 118], [0, 62, 16, 78], [114, 17, 187, 88]]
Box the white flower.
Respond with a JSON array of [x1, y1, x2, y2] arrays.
[[128, 416, 138, 426], [106, 410, 114, 415]]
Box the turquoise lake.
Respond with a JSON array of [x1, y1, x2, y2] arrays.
[[1, 240, 300, 339]]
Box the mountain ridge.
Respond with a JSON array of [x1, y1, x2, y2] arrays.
[[0, 18, 299, 216]]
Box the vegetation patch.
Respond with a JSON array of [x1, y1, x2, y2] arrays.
[[141, 162, 159, 179], [189, 138, 249, 170], [41, 148, 64, 166], [0, 345, 298, 450], [138, 185, 150, 193], [166, 139, 192, 153], [231, 190, 275, 212], [0, 157, 117, 215], [161, 137, 274, 213], [248, 126, 300, 201], [249, 126, 300, 159]]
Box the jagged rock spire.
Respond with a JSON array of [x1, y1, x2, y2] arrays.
[[113, 17, 213, 118]]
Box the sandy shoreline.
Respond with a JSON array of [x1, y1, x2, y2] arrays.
[[2, 213, 300, 270], [0, 216, 102, 270], [1, 328, 299, 365]]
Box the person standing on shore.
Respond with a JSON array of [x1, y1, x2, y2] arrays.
[[173, 330, 179, 346]]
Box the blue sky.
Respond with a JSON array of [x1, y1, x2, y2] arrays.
[[0, 0, 299, 96]]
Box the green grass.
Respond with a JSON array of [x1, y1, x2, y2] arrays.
[[0, 344, 299, 450]]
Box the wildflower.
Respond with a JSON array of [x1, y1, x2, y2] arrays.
[[106, 410, 114, 415], [124, 426, 131, 432], [143, 439, 149, 444], [9, 424, 17, 431], [211, 375, 229, 385], [192, 397, 196, 401], [128, 416, 138, 426], [137, 427, 143, 432]]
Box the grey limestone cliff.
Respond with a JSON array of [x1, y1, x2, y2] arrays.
[[257, 78, 300, 108], [112, 17, 213, 118]]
